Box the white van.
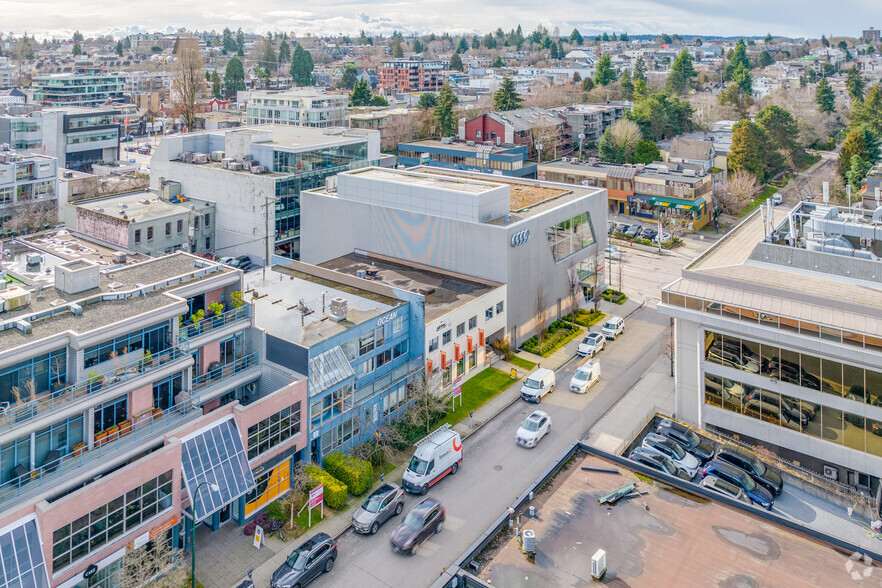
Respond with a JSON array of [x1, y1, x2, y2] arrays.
[[520, 368, 555, 403], [402, 424, 463, 495], [569, 359, 601, 393]]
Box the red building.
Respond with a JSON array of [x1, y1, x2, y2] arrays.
[[378, 59, 445, 93], [461, 108, 570, 160]]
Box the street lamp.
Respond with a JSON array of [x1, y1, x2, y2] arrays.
[[191, 481, 219, 588]]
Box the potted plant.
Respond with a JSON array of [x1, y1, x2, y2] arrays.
[[94, 429, 108, 446], [152, 406, 163, 418], [190, 309, 205, 333], [87, 371, 104, 393], [207, 302, 224, 318], [139, 350, 153, 372], [72, 442, 87, 457], [117, 419, 132, 436], [230, 290, 244, 309]]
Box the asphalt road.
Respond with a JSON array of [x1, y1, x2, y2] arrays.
[[313, 306, 670, 588]]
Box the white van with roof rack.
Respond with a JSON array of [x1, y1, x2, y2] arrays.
[[402, 424, 462, 495]]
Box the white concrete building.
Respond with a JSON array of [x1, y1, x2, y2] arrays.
[[245, 89, 348, 128], [0, 150, 56, 226]]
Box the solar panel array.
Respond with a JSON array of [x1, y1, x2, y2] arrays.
[[181, 417, 255, 521], [0, 518, 49, 588]]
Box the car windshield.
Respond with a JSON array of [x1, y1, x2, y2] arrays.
[[572, 371, 588, 382], [666, 441, 685, 459], [751, 458, 766, 475], [362, 493, 385, 513], [403, 510, 423, 531], [408, 456, 429, 475], [287, 551, 308, 571], [660, 456, 676, 474], [524, 378, 541, 389], [522, 418, 540, 432], [740, 473, 756, 491], [684, 430, 700, 446], [603, 322, 616, 330]]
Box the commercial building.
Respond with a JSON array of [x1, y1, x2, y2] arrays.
[[149, 124, 381, 261], [33, 70, 126, 107], [245, 90, 348, 128], [660, 202, 882, 496], [247, 262, 423, 464], [378, 59, 444, 94], [396, 139, 536, 178], [72, 183, 216, 257], [0, 150, 57, 228], [538, 160, 712, 230], [0, 252, 310, 586], [300, 167, 608, 347], [0, 114, 43, 151], [39, 108, 122, 173]]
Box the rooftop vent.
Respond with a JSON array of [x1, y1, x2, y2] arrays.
[[55, 259, 99, 295], [329, 297, 348, 322]]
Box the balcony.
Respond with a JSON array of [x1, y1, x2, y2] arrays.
[[0, 400, 198, 509], [192, 352, 260, 393], [179, 305, 250, 342], [0, 347, 188, 434]]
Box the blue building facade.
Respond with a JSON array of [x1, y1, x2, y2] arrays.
[[397, 140, 537, 178]]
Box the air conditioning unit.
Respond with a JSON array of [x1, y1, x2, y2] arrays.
[[591, 549, 607, 579], [465, 140, 475, 146], [561, 157, 568, 162], [522, 529, 535, 552], [823, 466, 838, 481]]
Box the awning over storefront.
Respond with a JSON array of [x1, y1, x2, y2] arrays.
[[181, 415, 256, 522], [649, 196, 706, 211], [628, 193, 652, 203], [309, 345, 355, 395]]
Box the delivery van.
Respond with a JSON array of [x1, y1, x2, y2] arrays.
[[520, 367, 555, 403], [569, 358, 601, 393], [402, 424, 463, 495]]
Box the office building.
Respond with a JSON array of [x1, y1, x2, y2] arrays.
[[0, 252, 310, 586], [396, 139, 536, 178], [39, 108, 122, 173], [378, 59, 444, 94], [660, 202, 882, 495], [33, 70, 126, 107], [245, 90, 348, 128], [0, 114, 42, 151], [0, 150, 57, 227], [300, 167, 608, 347], [149, 125, 380, 261]]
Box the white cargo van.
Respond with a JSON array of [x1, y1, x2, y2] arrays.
[[402, 424, 463, 495], [569, 359, 601, 393], [520, 368, 555, 403]]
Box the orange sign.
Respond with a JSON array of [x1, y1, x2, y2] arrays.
[[454, 344, 460, 360], [440, 352, 447, 367], [149, 516, 179, 540], [467, 336, 473, 353], [427, 359, 433, 373], [478, 330, 485, 347]]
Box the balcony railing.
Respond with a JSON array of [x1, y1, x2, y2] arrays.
[[179, 305, 250, 341], [192, 352, 260, 392], [0, 347, 187, 433], [0, 400, 197, 509]]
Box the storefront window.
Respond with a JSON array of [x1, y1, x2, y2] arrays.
[[546, 212, 596, 261], [244, 461, 291, 518]]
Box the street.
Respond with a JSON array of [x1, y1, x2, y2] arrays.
[[315, 307, 670, 588]]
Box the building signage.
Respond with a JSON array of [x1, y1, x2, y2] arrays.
[[149, 516, 179, 540], [510, 229, 531, 247], [83, 565, 98, 580], [377, 310, 399, 327], [309, 484, 324, 509]]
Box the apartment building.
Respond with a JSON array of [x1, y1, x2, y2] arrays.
[[546, 103, 628, 147], [245, 90, 348, 128], [38, 108, 121, 173], [149, 125, 380, 261], [122, 71, 171, 96], [538, 159, 712, 230], [378, 59, 444, 94], [0, 114, 43, 151], [396, 139, 536, 178], [863, 27, 881, 44], [33, 70, 126, 107], [0, 150, 57, 228], [660, 202, 882, 496], [0, 253, 311, 586], [460, 107, 569, 160]]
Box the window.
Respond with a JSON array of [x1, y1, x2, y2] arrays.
[[428, 337, 439, 352], [204, 213, 210, 226], [485, 307, 493, 320], [375, 349, 392, 369], [165, 222, 171, 236], [244, 461, 291, 517], [468, 316, 477, 330], [94, 396, 127, 433], [146, 226, 153, 241], [0, 349, 67, 407], [134, 229, 141, 243], [358, 331, 375, 356], [83, 323, 170, 369], [393, 315, 404, 333], [393, 340, 408, 358], [205, 237, 211, 250], [194, 216, 200, 229], [52, 471, 173, 571], [177, 220, 183, 233], [496, 301, 504, 314], [247, 402, 301, 459], [456, 322, 465, 337], [476, 130, 482, 138], [546, 211, 596, 261], [357, 357, 375, 377], [442, 330, 452, 345], [375, 327, 385, 348]]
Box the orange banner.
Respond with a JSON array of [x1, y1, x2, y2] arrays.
[[479, 329, 485, 347]]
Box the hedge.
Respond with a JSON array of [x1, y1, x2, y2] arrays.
[[304, 464, 348, 509], [601, 289, 628, 304], [324, 451, 374, 497], [563, 309, 605, 328], [521, 320, 583, 357]]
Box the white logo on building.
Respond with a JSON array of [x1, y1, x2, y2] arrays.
[[510, 229, 531, 247]]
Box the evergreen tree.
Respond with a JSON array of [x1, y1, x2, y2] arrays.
[[392, 41, 404, 58], [550, 42, 559, 60], [417, 93, 438, 110], [846, 155, 872, 192], [620, 32, 630, 42], [236, 28, 245, 55], [436, 83, 459, 137], [626, 92, 694, 141], [633, 56, 647, 82], [494, 77, 523, 111], [223, 56, 246, 97], [620, 69, 634, 100], [115, 40, 124, 57], [815, 78, 835, 113], [483, 33, 497, 49], [838, 126, 880, 178], [756, 105, 802, 165], [765, 33, 773, 44], [457, 37, 468, 54], [210, 71, 222, 99], [349, 79, 372, 106], [728, 120, 784, 183], [369, 94, 388, 106], [846, 65, 865, 102], [260, 38, 277, 72], [581, 77, 595, 92], [821, 35, 829, 47], [450, 53, 464, 72], [851, 85, 882, 136], [632, 139, 661, 164], [290, 45, 315, 85], [633, 78, 649, 102], [472, 37, 481, 50], [733, 63, 753, 96], [757, 50, 773, 68], [413, 39, 423, 53], [72, 42, 82, 57], [572, 72, 582, 83], [601, 32, 610, 42], [340, 63, 358, 89], [666, 49, 696, 94], [569, 28, 583, 46], [72, 31, 84, 42], [724, 38, 750, 81], [594, 53, 617, 86], [221, 28, 236, 54], [278, 40, 292, 63], [492, 56, 504, 68]]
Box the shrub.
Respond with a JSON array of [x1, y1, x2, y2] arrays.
[[208, 301, 224, 316], [304, 464, 348, 509], [324, 451, 374, 496], [243, 512, 272, 536], [521, 320, 582, 357], [266, 500, 288, 523], [563, 309, 605, 328], [601, 289, 628, 304], [491, 338, 514, 361]]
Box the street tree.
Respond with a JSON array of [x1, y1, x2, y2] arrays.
[[716, 169, 759, 215], [224, 56, 246, 97], [406, 376, 447, 435], [666, 49, 696, 94], [846, 65, 865, 102], [534, 289, 548, 345], [494, 77, 523, 111], [815, 78, 835, 113], [290, 45, 315, 85], [171, 44, 204, 131], [594, 53, 617, 86], [436, 83, 459, 137], [119, 535, 188, 588]]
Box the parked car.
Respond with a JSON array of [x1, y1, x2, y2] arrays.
[[744, 391, 808, 430], [714, 445, 783, 496], [641, 432, 701, 478], [641, 228, 658, 241], [700, 460, 773, 509], [771, 193, 783, 205], [577, 332, 606, 357], [219, 256, 236, 265], [706, 345, 760, 373], [628, 448, 692, 480], [698, 475, 754, 506], [652, 231, 671, 243], [271, 532, 337, 588], [520, 368, 555, 403], [710, 337, 759, 362], [569, 359, 601, 393], [600, 316, 625, 340], [762, 356, 820, 391], [402, 426, 462, 495], [655, 418, 715, 462], [625, 225, 642, 238], [229, 255, 253, 271], [704, 374, 747, 402], [351, 483, 405, 535], [390, 498, 445, 555], [616, 223, 631, 235], [515, 410, 551, 448]]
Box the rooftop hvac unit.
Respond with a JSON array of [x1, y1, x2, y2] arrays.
[[329, 297, 348, 322], [0, 285, 32, 312], [55, 260, 100, 295], [250, 166, 265, 174], [26, 254, 41, 267], [229, 162, 244, 171], [823, 465, 839, 481], [221, 158, 234, 169], [192, 153, 209, 164], [63, 171, 73, 178], [241, 160, 253, 170], [591, 549, 607, 580], [522, 529, 535, 553], [210, 151, 225, 162], [111, 251, 127, 264], [683, 169, 696, 176], [441, 137, 453, 144], [465, 140, 475, 146]]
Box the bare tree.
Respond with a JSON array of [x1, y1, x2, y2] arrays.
[[119, 533, 188, 588], [2, 202, 57, 235], [530, 124, 564, 161], [96, 174, 150, 197], [567, 263, 582, 320], [171, 44, 205, 132], [715, 169, 759, 215], [689, 92, 738, 131], [604, 119, 642, 162], [353, 424, 404, 468], [534, 289, 548, 344], [406, 376, 447, 434], [808, 168, 849, 205]]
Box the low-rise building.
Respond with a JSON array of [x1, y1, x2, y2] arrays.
[[397, 138, 536, 178], [378, 59, 444, 94], [460, 107, 569, 160], [245, 89, 348, 128], [39, 107, 122, 173], [547, 103, 628, 147], [0, 150, 57, 228], [33, 69, 126, 107]]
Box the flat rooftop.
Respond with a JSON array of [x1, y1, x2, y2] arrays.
[[401, 139, 523, 154], [77, 191, 200, 222], [246, 264, 402, 348], [348, 167, 501, 195], [479, 453, 867, 587], [318, 252, 501, 323]]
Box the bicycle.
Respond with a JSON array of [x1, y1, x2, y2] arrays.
[[268, 519, 287, 541]]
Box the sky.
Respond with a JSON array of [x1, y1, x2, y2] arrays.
[[1, 0, 881, 41]]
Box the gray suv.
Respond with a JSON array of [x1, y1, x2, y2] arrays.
[[351, 483, 405, 535]]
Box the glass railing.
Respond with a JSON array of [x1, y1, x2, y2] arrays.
[[179, 305, 250, 341], [0, 347, 187, 433], [0, 400, 197, 508], [192, 352, 260, 392]]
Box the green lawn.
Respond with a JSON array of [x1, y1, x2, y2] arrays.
[[510, 355, 537, 371], [800, 153, 821, 171], [737, 185, 778, 218], [440, 368, 519, 427]]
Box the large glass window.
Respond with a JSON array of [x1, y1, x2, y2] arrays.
[[310, 384, 352, 427], [546, 211, 596, 261], [358, 331, 375, 356], [247, 402, 301, 460], [152, 373, 183, 411], [94, 396, 127, 433], [36, 415, 84, 469], [0, 349, 67, 406], [244, 461, 292, 517], [52, 471, 173, 571], [83, 323, 170, 369]]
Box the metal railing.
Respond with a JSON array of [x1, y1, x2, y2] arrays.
[[179, 305, 250, 341], [192, 352, 260, 392], [0, 347, 187, 433], [0, 400, 198, 508]]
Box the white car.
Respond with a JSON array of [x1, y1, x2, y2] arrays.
[[652, 231, 672, 243], [569, 359, 601, 393], [516, 410, 551, 448], [600, 316, 625, 340], [605, 244, 623, 261], [577, 332, 605, 357], [641, 433, 700, 478]]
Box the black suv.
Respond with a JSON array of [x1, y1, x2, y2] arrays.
[[655, 418, 714, 462], [714, 445, 783, 496], [762, 357, 821, 390]]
